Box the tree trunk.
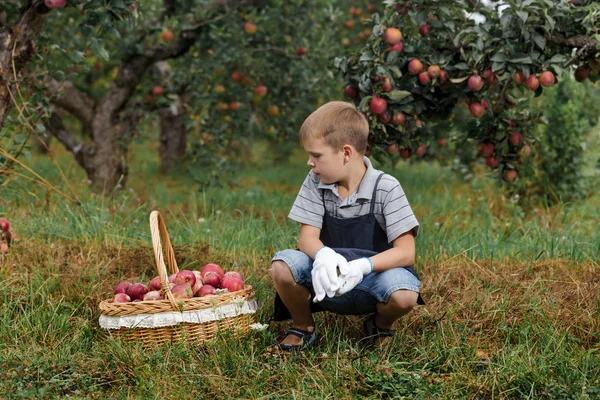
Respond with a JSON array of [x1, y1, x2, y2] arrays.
[[32, 132, 51, 153], [0, 1, 48, 131], [159, 97, 187, 173]]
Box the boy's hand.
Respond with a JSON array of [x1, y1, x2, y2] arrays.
[[312, 247, 347, 302], [335, 257, 373, 296]]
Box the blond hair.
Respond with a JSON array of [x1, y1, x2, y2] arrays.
[[299, 101, 369, 154]]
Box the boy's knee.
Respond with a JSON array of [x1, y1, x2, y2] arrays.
[[387, 290, 418, 311], [270, 260, 294, 284]]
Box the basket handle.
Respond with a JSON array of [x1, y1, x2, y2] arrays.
[[149, 210, 180, 311]]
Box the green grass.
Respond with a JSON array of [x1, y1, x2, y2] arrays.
[[0, 142, 599, 398]]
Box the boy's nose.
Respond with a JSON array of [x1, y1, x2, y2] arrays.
[[307, 159, 315, 167]]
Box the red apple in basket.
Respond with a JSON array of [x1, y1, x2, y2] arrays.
[[224, 271, 243, 281], [114, 281, 132, 295], [171, 284, 193, 299], [113, 293, 131, 303], [149, 276, 161, 291], [201, 263, 224, 279], [126, 283, 148, 300], [192, 277, 204, 296], [175, 270, 196, 287], [220, 276, 244, 292], [192, 270, 202, 282], [199, 284, 216, 297], [203, 271, 221, 287], [143, 290, 164, 301]]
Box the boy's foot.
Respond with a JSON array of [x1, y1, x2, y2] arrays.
[[362, 313, 396, 348], [273, 326, 318, 352]]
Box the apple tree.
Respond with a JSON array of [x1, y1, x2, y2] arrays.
[[2, 0, 374, 194], [2, 0, 270, 195], [336, 0, 599, 186], [140, 0, 378, 175]]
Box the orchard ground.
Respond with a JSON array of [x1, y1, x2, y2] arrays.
[[0, 140, 599, 399]]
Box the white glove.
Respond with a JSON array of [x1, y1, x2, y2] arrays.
[[335, 257, 373, 296], [311, 247, 347, 302]]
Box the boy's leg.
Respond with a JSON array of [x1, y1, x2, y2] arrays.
[[270, 259, 315, 346], [356, 267, 421, 345], [375, 289, 418, 329]]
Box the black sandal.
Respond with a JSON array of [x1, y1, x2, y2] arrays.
[[274, 327, 319, 352], [362, 314, 396, 347]]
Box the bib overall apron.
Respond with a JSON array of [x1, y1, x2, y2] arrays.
[[273, 173, 424, 321]]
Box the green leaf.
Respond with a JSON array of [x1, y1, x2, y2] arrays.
[[533, 34, 545, 50], [516, 11, 528, 23], [335, 57, 348, 73], [510, 56, 533, 64], [13, 134, 25, 145], [385, 90, 412, 101], [490, 53, 507, 62], [453, 62, 470, 70], [388, 66, 402, 78], [476, 37, 484, 51], [36, 123, 46, 135], [359, 51, 373, 62], [492, 62, 505, 72], [450, 76, 469, 83], [358, 96, 372, 113], [68, 51, 85, 63], [548, 54, 567, 64], [545, 14, 555, 31], [92, 40, 110, 61]]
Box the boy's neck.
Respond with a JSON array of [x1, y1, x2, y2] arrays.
[[337, 156, 367, 198]]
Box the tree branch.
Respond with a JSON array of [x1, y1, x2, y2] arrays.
[[47, 80, 95, 131], [547, 33, 598, 65], [46, 110, 94, 174]]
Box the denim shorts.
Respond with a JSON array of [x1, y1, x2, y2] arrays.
[[271, 248, 421, 316]]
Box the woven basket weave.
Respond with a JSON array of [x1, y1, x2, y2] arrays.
[[98, 210, 256, 346]]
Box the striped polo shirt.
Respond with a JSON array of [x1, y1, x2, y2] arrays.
[[289, 156, 419, 242]]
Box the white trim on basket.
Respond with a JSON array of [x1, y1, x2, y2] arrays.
[[99, 298, 258, 330]]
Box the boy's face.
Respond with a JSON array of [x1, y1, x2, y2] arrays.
[[304, 137, 345, 184]]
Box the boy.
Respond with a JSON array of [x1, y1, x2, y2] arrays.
[[270, 101, 424, 351]]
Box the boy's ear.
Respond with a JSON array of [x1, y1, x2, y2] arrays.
[[342, 144, 353, 162]]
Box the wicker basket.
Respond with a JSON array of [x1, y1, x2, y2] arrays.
[[98, 210, 257, 346]]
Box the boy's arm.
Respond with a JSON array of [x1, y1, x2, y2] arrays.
[[369, 231, 415, 271], [297, 224, 325, 259]]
